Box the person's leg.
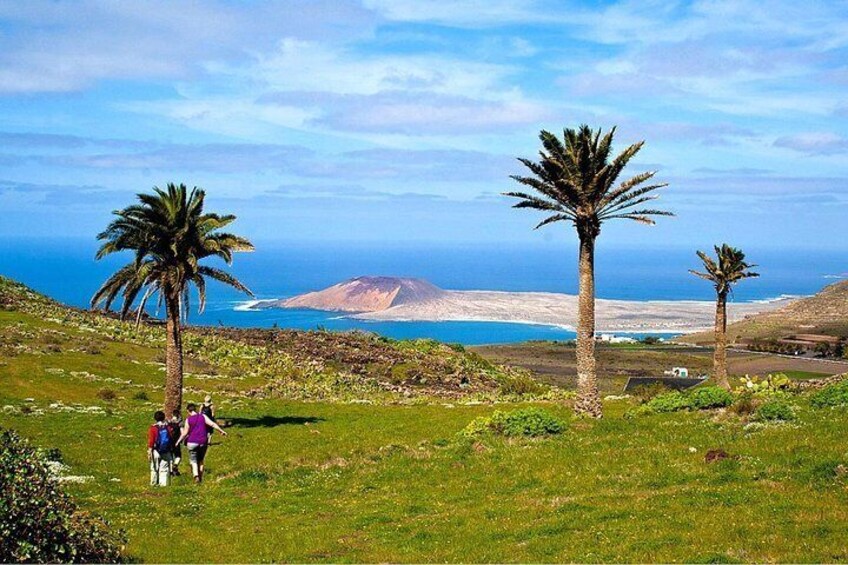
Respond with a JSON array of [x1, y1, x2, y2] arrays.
[[150, 452, 158, 486], [187, 443, 201, 480], [171, 447, 181, 476], [196, 444, 208, 483], [157, 452, 171, 487]]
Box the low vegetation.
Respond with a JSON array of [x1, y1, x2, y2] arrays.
[[3, 276, 848, 562], [0, 429, 125, 563]]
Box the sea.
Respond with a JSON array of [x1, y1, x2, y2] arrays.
[[1, 238, 844, 345]]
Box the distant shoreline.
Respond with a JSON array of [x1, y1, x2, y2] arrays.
[[241, 289, 795, 334]]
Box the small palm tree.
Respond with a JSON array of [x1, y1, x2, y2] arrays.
[[505, 125, 671, 418], [92, 183, 254, 416], [690, 244, 759, 389]]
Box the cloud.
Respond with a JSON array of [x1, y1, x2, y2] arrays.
[[0, 1, 375, 93], [259, 90, 551, 134], [773, 132, 848, 155]]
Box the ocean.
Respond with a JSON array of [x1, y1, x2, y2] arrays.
[[0, 238, 843, 345]]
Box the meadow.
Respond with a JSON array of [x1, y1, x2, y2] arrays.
[[2, 277, 848, 562]]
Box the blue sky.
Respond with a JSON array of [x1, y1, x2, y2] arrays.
[[1, 0, 847, 249]]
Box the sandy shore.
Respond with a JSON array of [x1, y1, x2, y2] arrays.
[[354, 290, 792, 333], [253, 289, 792, 333]]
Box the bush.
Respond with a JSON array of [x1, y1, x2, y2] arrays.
[[461, 407, 566, 439], [645, 391, 692, 413], [496, 371, 548, 397], [131, 391, 150, 401], [0, 429, 125, 563], [735, 374, 791, 397], [810, 380, 848, 408], [96, 388, 117, 402], [630, 382, 672, 403], [755, 399, 795, 422], [689, 386, 735, 409], [728, 393, 758, 416]]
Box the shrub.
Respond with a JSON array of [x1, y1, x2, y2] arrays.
[[131, 391, 150, 401], [755, 399, 795, 422], [630, 382, 672, 403], [0, 429, 125, 563], [728, 393, 759, 416], [735, 374, 791, 397], [645, 391, 692, 413], [461, 407, 566, 439], [690, 386, 734, 410], [810, 379, 848, 408], [496, 371, 548, 396], [96, 388, 117, 402]]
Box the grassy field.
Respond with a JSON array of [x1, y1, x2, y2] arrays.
[[3, 278, 848, 562]]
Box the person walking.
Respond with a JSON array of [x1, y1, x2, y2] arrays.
[[177, 402, 226, 484], [201, 395, 216, 443], [147, 410, 174, 487], [168, 410, 183, 476]]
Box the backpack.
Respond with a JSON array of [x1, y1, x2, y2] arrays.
[[201, 404, 214, 420], [153, 425, 172, 453]]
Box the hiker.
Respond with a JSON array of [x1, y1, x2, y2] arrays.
[[147, 410, 173, 487], [168, 410, 183, 476], [201, 395, 216, 443], [177, 402, 226, 484]]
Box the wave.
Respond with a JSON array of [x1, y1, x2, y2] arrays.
[[747, 294, 806, 304]]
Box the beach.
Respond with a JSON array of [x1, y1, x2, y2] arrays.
[[256, 289, 792, 334]]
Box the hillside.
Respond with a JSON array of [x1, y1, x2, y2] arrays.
[[0, 276, 541, 402], [3, 275, 848, 562], [680, 280, 848, 345]]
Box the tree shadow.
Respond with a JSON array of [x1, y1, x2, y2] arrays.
[[226, 415, 324, 428]]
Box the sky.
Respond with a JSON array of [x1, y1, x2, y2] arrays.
[[0, 0, 847, 250]]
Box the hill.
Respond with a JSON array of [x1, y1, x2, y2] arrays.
[[254, 276, 784, 333], [3, 275, 848, 561], [0, 276, 542, 402], [269, 276, 446, 312], [680, 279, 848, 345]]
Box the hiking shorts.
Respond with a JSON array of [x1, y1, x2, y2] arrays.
[[186, 442, 208, 464]]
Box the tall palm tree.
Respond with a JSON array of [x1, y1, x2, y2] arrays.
[[690, 244, 759, 389], [92, 183, 254, 416], [505, 125, 672, 418]]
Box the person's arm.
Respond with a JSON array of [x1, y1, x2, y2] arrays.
[[203, 414, 227, 436], [147, 426, 155, 461], [176, 420, 189, 445]]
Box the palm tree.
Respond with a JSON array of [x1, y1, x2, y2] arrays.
[[690, 244, 759, 389], [92, 183, 254, 416], [505, 125, 672, 418]]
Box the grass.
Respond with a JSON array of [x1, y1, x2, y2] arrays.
[[3, 277, 848, 562]]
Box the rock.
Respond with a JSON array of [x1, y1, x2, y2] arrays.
[[705, 448, 734, 463]]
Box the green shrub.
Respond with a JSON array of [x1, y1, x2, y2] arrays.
[[690, 386, 734, 409], [630, 382, 672, 403], [0, 429, 126, 563], [810, 380, 848, 408], [735, 374, 791, 397], [645, 391, 692, 413], [755, 399, 795, 422], [131, 390, 150, 401], [496, 371, 548, 396], [461, 407, 566, 439]]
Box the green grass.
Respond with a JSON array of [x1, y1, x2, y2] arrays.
[[3, 277, 848, 562]]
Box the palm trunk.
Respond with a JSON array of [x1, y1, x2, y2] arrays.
[[713, 291, 729, 389], [574, 232, 602, 418], [164, 292, 184, 418]]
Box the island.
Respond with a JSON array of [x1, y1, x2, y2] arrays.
[[246, 276, 790, 333]]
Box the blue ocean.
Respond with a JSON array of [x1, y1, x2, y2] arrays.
[[0, 238, 843, 345]]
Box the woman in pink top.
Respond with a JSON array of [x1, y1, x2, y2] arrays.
[[177, 402, 226, 484]]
